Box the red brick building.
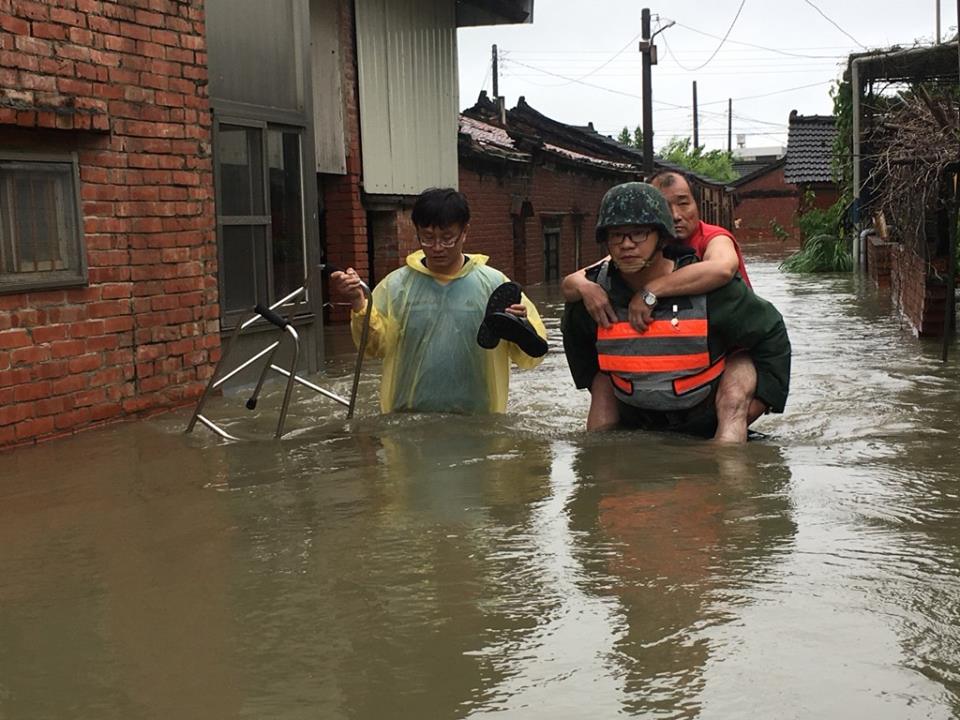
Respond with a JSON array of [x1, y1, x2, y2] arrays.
[[0, 0, 217, 448], [730, 158, 802, 252]]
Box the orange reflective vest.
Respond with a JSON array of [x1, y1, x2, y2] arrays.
[[595, 262, 725, 410]]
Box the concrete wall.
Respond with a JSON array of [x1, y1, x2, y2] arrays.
[[0, 0, 217, 448]]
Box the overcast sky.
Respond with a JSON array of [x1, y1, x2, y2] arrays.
[[457, 0, 956, 152]]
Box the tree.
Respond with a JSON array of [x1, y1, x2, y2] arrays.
[[616, 125, 643, 148], [657, 137, 737, 183]]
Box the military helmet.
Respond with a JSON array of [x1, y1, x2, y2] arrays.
[[595, 182, 676, 243]]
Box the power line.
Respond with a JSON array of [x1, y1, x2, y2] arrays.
[[801, 0, 868, 50], [699, 80, 833, 106], [558, 31, 643, 85], [671, 20, 848, 59], [501, 57, 690, 108], [657, 1, 746, 72]]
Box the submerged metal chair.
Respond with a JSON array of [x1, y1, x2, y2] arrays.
[[186, 265, 372, 441]]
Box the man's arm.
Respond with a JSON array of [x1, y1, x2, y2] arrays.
[[560, 258, 617, 328], [627, 236, 741, 332], [646, 235, 740, 298]]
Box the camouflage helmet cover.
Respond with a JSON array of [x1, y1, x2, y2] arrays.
[[595, 182, 676, 243]]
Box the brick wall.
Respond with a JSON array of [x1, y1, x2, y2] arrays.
[[0, 0, 217, 448], [732, 165, 801, 252], [459, 159, 622, 285], [890, 244, 948, 336], [867, 235, 893, 286]]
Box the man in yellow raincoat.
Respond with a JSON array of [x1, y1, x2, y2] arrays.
[[329, 188, 547, 414]]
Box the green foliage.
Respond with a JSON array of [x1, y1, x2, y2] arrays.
[[657, 137, 737, 183], [780, 232, 852, 273], [617, 125, 643, 148], [781, 199, 851, 272], [768, 219, 790, 242]]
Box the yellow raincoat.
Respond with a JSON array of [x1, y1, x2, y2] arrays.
[[351, 251, 546, 414]]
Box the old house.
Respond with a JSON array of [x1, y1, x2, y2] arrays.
[[729, 158, 801, 252], [783, 111, 839, 214], [0, 0, 534, 448], [459, 93, 641, 284]]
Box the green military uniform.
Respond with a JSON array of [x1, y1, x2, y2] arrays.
[[561, 250, 791, 436]]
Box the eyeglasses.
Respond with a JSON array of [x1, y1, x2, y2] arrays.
[[417, 230, 464, 249], [606, 228, 657, 247]]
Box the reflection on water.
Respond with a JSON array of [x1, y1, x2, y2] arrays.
[[0, 261, 959, 719]]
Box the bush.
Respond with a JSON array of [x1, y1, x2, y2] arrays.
[[780, 199, 851, 273]]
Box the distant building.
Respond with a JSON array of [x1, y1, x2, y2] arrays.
[[783, 111, 839, 211]]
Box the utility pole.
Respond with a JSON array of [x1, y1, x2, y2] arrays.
[[491, 44, 499, 98], [640, 8, 654, 175], [935, 0, 941, 43], [692, 80, 699, 149], [727, 98, 732, 153]]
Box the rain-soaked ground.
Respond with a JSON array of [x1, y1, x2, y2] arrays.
[[1, 258, 959, 719]]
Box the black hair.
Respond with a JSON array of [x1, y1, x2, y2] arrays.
[[411, 188, 470, 229], [649, 169, 697, 195]]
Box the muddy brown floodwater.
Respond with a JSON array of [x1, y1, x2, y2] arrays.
[[1, 259, 959, 719]]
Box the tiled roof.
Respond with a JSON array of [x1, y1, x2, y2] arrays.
[[458, 115, 529, 163], [784, 112, 837, 184], [542, 142, 635, 171]]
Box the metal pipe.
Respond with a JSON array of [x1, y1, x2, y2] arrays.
[[851, 57, 864, 269], [195, 414, 243, 442], [211, 341, 281, 389], [347, 281, 373, 419], [186, 319, 247, 433], [274, 325, 301, 439], [268, 365, 350, 406]]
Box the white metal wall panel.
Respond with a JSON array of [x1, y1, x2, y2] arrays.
[[355, 0, 459, 194]]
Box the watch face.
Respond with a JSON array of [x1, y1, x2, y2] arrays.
[[644, 292, 657, 306]]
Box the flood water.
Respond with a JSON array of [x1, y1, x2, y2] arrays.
[[1, 259, 959, 719]]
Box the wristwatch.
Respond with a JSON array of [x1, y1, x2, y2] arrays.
[[640, 289, 657, 308]]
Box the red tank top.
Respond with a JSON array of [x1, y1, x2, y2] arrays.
[[686, 221, 751, 287]]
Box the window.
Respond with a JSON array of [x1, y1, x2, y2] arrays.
[[215, 121, 306, 322], [0, 153, 86, 293], [543, 222, 561, 282]]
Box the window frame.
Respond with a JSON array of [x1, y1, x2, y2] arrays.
[[213, 117, 308, 327], [0, 151, 87, 295]]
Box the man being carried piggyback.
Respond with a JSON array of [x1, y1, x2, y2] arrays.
[[330, 188, 548, 415], [561, 182, 791, 442]]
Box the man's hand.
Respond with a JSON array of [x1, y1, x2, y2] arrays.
[[627, 292, 654, 333], [581, 283, 618, 329], [329, 268, 366, 312], [504, 303, 527, 319]]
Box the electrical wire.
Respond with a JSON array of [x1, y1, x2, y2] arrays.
[[501, 57, 690, 108], [801, 0, 868, 50], [657, 0, 746, 72], [557, 31, 644, 85], [672, 20, 848, 59], [698, 80, 833, 106]]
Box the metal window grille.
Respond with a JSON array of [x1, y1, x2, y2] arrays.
[[0, 155, 86, 293]]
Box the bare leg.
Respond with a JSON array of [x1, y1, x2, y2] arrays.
[[587, 373, 619, 431], [713, 352, 766, 443]]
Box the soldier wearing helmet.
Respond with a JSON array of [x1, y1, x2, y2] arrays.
[[561, 182, 791, 441]]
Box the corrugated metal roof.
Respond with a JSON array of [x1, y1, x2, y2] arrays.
[[784, 113, 837, 184]]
